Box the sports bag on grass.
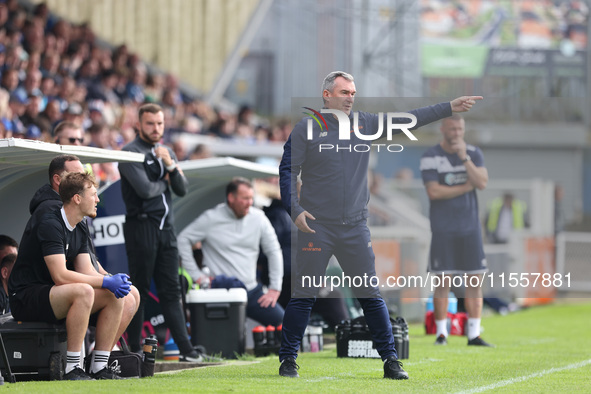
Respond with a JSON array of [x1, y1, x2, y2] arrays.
[[85, 337, 143, 378]]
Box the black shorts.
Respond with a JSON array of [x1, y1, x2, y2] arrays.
[[89, 311, 99, 327], [9, 285, 62, 324], [428, 231, 487, 275]]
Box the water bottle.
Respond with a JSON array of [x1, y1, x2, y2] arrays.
[[395, 317, 410, 360], [265, 325, 276, 347], [252, 325, 266, 349], [141, 335, 158, 377], [301, 326, 310, 352], [393, 324, 403, 359], [308, 325, 323, 352], [200, 266, 211, 289]]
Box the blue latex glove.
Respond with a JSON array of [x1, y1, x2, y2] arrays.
[[102, 273, 132, 298], [114, 276, 132, 298]]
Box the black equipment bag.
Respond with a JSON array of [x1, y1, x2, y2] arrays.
[[85, 337, 143, 378], [0, 313, 67, 382], [108, 338, 143, 378], [335, 316, 409, 359]]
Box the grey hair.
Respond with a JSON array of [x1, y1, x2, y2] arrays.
[[322, 71, 354, 98]]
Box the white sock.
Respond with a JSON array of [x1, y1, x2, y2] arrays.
[[435, 319, 448, 337], [66, 351, 81, 374], [90, 350, 110, 373], [467, 318, 481, 340]]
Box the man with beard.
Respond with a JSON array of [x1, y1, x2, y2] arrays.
[[9, 172, 131, 380], [28, 153, 140, 349], [119, 103, 202, 361]]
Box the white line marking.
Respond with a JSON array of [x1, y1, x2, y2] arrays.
[[457, 359, 591, 394]]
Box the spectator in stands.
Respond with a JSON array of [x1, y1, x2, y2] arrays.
[[74, 58, 98, 88], [54, 75, 76, 111], [108, 125, 125, 150], [87, 69, 121, 105], [0, 93, 10, 138], [0, 43, 5, 69], [177, 177, 285, 326], [210, 116, 236, 139], [125, 65, 146, 103], [237, 105, 254, 127], [172, 139, 188, 162], [0, 3, 8, 27], [144, 72, 164, 103], [40, 50, 61, 79], [19, 92, 44, 130], [87, 122, 111, 149], [111, 44, 129, 74], [87, 99, 106, 126], [21, 18, 44, 55], [0, 68, 19, 95], [3, 45, 26, 80], [63, 102, 84, 126], [87, 122, 121, 184], [3, 91, 27, 135], [189, 143, 213, 160], [0, 0, 291, 149], [39, 98, 62, 129], [14, 69, 44, 106], [53, 120, 85, 146], [485, 192, 528, 244], [40, 75, 56, 99]]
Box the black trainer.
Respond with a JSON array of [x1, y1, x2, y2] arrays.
[[179, 351, 203, 363], [383, 356, 409, 380], [192, 348, 223, 362], [279, 357, 300, 378], [434, 334, 447, 345], [467, 336, 494, 347], [63, 366, 94, 381], [91, 365, 123, 379]]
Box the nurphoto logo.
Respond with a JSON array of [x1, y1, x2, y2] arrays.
[[303, 107, 418, 153]]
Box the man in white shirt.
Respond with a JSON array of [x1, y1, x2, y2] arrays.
[[178, 177, 284, 326]]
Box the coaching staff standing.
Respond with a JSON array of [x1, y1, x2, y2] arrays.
[[278, 71, 482, 379], [119, 103, 201, 361]]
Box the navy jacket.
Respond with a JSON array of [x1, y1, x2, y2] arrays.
[[279, 103, 452, 224]]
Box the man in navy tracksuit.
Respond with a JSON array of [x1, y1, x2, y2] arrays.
[[278, 71, 482, 379]]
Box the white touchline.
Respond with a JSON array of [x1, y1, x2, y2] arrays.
[[457, 359, 591, 394]]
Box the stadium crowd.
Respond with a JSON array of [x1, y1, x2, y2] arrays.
[[0, 0, 291, 167]]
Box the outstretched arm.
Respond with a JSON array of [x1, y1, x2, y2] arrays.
[[450, 96, 483, 113]]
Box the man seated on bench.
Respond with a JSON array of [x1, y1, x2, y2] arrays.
[[178, 177, 284, 327], [8, 172, 131, 380], [29, 154, 139, 348], [0, 235, 18, 314]]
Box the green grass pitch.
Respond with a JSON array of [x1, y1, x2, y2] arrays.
[[4, 300, 591, 393]]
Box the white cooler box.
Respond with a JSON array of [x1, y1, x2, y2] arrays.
[[186, 288, 247, 359]]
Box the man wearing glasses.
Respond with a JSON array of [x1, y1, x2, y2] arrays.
[[54, 121, 85, 146]]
